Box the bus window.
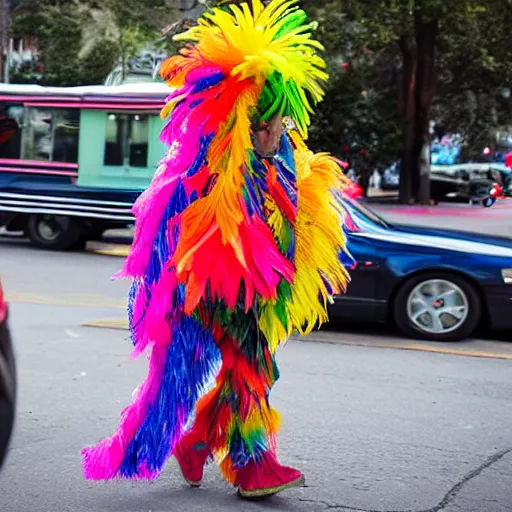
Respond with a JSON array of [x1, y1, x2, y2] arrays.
[[104, 113, 149, 168], [0, 104, 24, 159], [22, 108, 80, 163], [53, 109, 80, 163]]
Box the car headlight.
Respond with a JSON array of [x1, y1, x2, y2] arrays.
[[502, 269, 512, 284]]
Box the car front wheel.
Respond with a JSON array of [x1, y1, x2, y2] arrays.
[[393, 272, 481, 342]]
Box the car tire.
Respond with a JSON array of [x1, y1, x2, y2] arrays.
[[393, 272, 481, 342], [68, 235, 88, 251], [26, 214, 82, 251], [87, 226, 106, 241]]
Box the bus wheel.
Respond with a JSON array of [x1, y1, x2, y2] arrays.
[[26, 214, 82, 251]]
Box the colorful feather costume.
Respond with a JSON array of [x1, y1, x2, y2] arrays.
[[82, 0, 350, 494]]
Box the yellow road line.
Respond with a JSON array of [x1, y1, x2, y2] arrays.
[[6, 294, 126, 309], [397, 343, 512, 360], [304, 336, 512, 360], [81, 318, 128, 330], [87, 245, 131, 257], [82, 320, 512, 360]]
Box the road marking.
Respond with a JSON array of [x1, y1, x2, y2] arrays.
[[303, 336, 512, 360], [6, 293, 126, 309], [388, 342, 512, 360], [81, 318, 128, 330], [87, 244, 131, 257], [82, 319, 512, 360]]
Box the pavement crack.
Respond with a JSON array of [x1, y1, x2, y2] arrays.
[[297, 448, 512, 512], [431, 447, 512, 512]]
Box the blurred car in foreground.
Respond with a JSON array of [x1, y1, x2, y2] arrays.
[[0, 279, 15, 470], [330, 197, 512, 341]]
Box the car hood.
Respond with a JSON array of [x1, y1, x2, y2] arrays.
[[355, 223, 512, 259]]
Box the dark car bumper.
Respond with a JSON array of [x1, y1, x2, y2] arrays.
[[483, 285, 512, 330]]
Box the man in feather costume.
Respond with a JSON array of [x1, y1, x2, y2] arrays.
[[82, 0, 350, 499]]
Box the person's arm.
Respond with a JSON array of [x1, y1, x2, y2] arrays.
[[0, 282, 15, 470]]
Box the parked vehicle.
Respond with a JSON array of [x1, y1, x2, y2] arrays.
[[330, 197, 512, 341], [430, 164, 500, 206], [381, 163, 400, 190], [379, 162, 503, 206], [0, 83, 168, 250], [487, 163, 512, 197]]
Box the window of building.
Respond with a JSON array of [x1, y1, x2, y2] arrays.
[[21, 107, 80, 163], [104, 113, 149, 168], [0, 104, 25, 159]]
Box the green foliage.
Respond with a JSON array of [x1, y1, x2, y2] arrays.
[[10, 0, 175, 86]]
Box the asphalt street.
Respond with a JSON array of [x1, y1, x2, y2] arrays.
[[0, 233, 512, 512]]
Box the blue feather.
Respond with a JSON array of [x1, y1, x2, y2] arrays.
[[189, 99, 203, 109], [191, 71, 225, 93], [118, 315, 221, 478], [146, 180, 188, 285], [186, 133, 215, 177]]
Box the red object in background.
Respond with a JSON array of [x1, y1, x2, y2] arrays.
[[341, 62, 351, 70], [0, 117, 17, 146], [344, 179, 363, 199], [490, 182, 503, 199], [505, 152, 512, 168]]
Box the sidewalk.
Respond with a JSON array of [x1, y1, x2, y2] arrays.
[[369, 198, 512, 238]]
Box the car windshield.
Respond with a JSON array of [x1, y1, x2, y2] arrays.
[[342, 195, 390, 231]]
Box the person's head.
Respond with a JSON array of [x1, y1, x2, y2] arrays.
[[251, 114, 285, 156]]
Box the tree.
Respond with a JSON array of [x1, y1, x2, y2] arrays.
[[432, 1, 512, 161], [185, 0, 402, 193], [10, 0, 176, 86], [84, 0, 175, 81], [161, 0, 512, 201], [302, 1, 402, 193], [324, 0, 512, 204]]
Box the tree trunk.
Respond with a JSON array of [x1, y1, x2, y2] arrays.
[[412, 14, 438, 205], [0, 0, 9, 83], [398, 35, 417, 204]]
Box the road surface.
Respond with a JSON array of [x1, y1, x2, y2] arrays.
[[0, 238, 511, 512]]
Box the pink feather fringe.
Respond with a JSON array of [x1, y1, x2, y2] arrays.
[[81, 342, 170, 480]]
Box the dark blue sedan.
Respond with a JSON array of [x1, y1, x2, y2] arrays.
[[330, 197, 512, 341]]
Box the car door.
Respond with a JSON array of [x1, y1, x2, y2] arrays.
[[335, 233, 382, 320]]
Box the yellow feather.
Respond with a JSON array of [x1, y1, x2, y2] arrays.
[[259, 132, 350, 349]]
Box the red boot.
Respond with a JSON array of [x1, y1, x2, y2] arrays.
[[236, 452, 305, 499], [174, 438, 210, 487]]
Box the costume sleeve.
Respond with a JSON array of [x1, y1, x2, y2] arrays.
[[258, 131, 350, 349]]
